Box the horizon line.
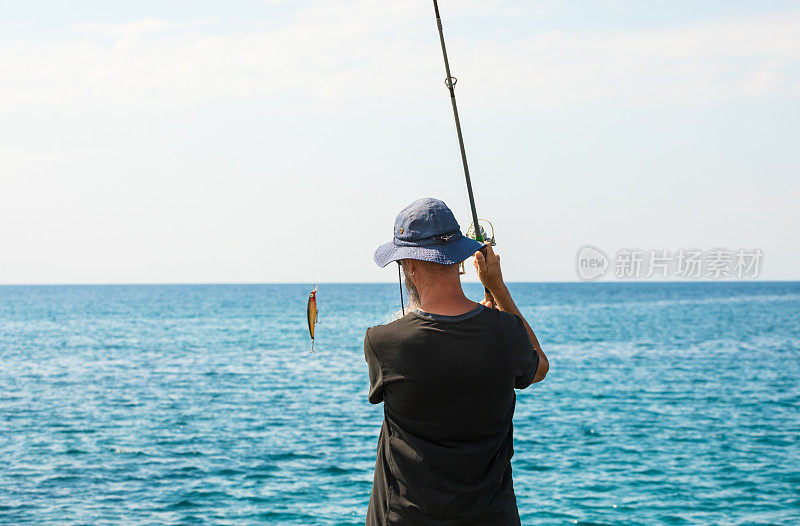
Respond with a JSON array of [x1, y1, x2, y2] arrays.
[[0, 280, 798, 287]]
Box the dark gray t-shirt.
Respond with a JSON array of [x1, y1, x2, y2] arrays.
[[364, 305, 538, 526]]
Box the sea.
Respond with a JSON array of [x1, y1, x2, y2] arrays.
[[1, 282, 798, 525]]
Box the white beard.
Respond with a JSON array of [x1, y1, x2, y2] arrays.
[[386, 275, 420, 322]]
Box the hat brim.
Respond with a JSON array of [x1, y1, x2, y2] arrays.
[[374, 236, 485, 268]]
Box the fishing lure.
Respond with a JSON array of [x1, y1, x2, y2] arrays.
[[307, 286, 318, 353]]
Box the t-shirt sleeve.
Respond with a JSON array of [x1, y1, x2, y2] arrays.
[[511, 315, 539, 390], [364, 329, 384, 404]]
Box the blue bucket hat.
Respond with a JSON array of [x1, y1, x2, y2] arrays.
[[373, 198, 485, 267]]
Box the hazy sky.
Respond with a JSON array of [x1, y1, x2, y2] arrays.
[[1, 0, 798, 284]]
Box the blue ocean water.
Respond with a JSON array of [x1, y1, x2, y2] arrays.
[[1, 282, 799, 525]]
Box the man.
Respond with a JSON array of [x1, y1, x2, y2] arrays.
[[365, 198, 549, 526]]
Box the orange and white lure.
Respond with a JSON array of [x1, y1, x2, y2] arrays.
[[307, 287, 318, 353]]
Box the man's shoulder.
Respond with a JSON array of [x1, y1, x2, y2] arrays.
[[482, 306, 523, 328], [366, 308, 521, 342], [366, 314, 417, 346]]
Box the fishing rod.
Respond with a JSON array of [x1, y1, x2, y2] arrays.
[[432, 0, 495, 302], [432, 0, 482, 242]]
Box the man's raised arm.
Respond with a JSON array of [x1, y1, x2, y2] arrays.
[[474, 245, 549, 383]]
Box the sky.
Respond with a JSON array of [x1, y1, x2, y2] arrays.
[[0, 0, 798, 284]]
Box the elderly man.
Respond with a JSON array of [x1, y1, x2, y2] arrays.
[[364, 198, 549, 526]]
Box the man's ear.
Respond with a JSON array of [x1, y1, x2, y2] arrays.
[[406, 259, 417, 276]]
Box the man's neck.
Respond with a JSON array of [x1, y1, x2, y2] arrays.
[[416, 278, 480, 316]]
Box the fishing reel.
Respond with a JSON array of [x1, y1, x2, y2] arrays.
[[460, 219, 496, 275]]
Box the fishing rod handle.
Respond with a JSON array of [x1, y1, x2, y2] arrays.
[[484, 287, 495, 306]]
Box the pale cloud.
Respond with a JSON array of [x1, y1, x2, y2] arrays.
[[477, 9, 800, 105], [72, 18, 218, 38], [0, 2, 799, 112], [739, 70, 790, 97]]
